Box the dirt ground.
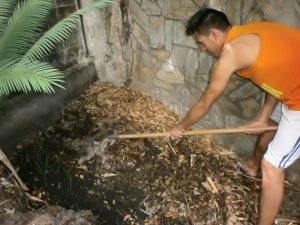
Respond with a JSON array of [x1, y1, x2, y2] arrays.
[[0, 82, 299, 225]]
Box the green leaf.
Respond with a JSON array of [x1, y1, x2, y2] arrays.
[[0, 0, 111, 97], [0, 0, 55, 61], [0, 61, 65, 95], [22, 0, 112, 63], [0, 0, 19, 37]]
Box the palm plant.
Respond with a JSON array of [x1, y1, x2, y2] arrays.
[[0, 0, 112, 96], [0, 0, 112, 191]]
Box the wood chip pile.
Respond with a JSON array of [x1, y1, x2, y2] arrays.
[[69, 82, 260, 225], [14, 81, 300, 225]]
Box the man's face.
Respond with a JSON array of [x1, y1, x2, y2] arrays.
[[194, 31, 221, 58]]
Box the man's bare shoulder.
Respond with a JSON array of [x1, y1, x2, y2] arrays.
[[221, 34, 260, 70]]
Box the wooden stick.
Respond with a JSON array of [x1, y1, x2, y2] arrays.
[[0, 148, 29, 191], [116, 126, 277, 139]]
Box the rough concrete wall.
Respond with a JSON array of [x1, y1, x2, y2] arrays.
[[80, 0, 133, 84], [49, 0, 88, 69], [0, 62, 96, 154]]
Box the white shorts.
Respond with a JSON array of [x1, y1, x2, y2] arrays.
[[264, 103, 300, 168]]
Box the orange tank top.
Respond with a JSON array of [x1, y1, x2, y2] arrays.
[[224, 22, 300, 110]]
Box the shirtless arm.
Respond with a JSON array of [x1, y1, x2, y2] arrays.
[[243, 93, 278, 129], [169, 34, 261, 138], [170, 47, 237, 136], [175, 61, 232, 130]]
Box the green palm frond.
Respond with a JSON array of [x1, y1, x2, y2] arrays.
[[0, 0, 55, 61], [0, 0, 112, 98], [22, 0, 112, 63], [0, 61, 65, 95], [0, 0, 19, 36]]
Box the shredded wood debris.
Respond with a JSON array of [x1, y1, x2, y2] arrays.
[[14, 81, 300, 225]]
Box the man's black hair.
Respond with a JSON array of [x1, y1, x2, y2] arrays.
[[186, 8, 231, 35]]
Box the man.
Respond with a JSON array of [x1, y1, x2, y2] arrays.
[[169, 8, 300, 225]]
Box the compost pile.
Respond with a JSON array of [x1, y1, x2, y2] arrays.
[[1, 81, 299, 225]]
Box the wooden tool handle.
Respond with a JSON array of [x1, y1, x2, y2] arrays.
[[116, 126, 278, 139]]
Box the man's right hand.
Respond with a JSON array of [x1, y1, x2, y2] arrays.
[[168, 126, 185, 140]]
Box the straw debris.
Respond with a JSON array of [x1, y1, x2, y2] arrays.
[[15, 81, 300, 225]]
